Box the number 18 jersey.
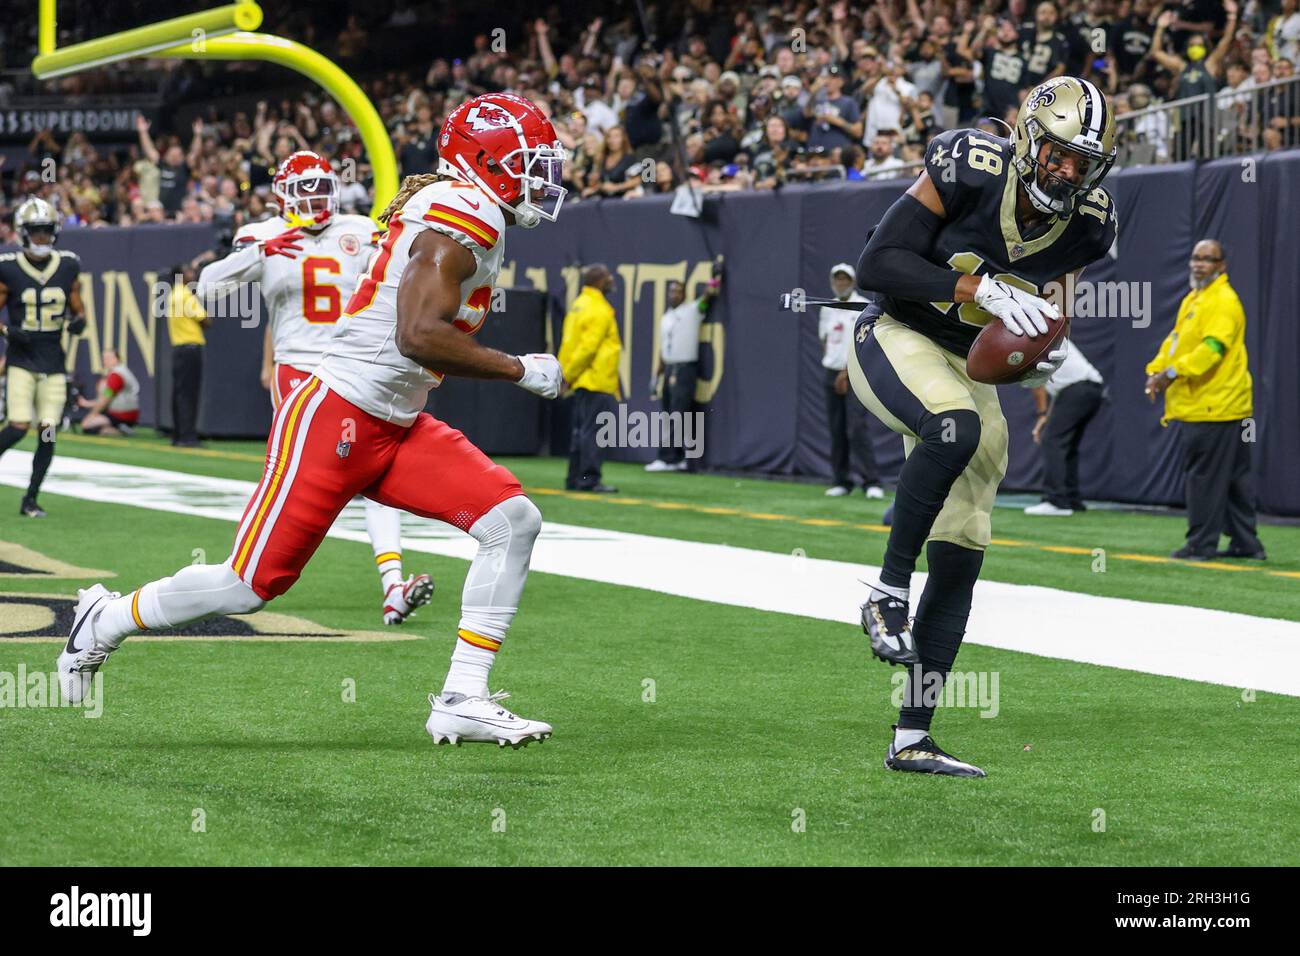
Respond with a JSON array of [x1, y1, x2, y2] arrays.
[[881, 127, 1117, 357]]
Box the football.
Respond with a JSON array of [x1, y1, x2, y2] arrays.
[[966, 315, 1070, 385]]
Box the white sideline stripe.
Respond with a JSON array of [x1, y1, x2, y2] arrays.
[[4, 452, 1299, 697]]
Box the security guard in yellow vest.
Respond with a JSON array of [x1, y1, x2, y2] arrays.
[[1145, 239, 1264, 561], [167, 261, 211, 447], [559, 264, 622, 492]]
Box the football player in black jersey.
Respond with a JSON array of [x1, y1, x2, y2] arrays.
[[0, 197, 86, 517], [850, 76, 1118, 777]]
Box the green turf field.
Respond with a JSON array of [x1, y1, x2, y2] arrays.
[[1, 430, 1297, 866]]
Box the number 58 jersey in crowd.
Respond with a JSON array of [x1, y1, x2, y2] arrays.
[[316, 179, 506, 426], [196, 213, 378, 372]]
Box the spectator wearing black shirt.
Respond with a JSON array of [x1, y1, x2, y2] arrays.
[[1154, 3, 1238, 99], [1168, 0, 1230, 49], [583, 126, 640, 199], [939, 18, 978, 128], [397, 106, 438, 175], [751, 114, 800, 189], [1065, 0, 1115, 75], [898, 89, 939, 148], [1266, 57, 1300, 146], [136, 117, 198, 217], [967, 15, 1030, 124], [1019, 1, 1071, 87], [701, 101, 742, 164], [1112, 0, 1155, 82], [625, 57, 667, 152], [738, 94, 775, 154], [1151, 1, 1239, 156], [778, 74, 811, 143], [805, 66, 863, 156]]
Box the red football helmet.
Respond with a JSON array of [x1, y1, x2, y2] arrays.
[[272, 150, 339, 228], [437, 93, 566, 228]]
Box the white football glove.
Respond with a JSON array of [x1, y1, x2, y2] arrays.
[[974, 274, 1059, 338], [1017, 341, 1069, 388], [515, 353, 564, 399]]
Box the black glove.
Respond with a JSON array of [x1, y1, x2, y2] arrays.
[[67, 316, 87, 337]]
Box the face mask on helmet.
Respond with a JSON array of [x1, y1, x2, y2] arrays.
[[490, 144, 567, 229], [21, 222, 58, 259], [1021, 120, 1112, 216], [276, 174, 339, 228]]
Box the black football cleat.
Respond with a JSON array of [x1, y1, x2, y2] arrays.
[[885, 732, 987, 778], [861, 592, 919, 666], [1217, 546, 1267, 561], [20, 498, 47, 518], [1170, 545, 1215, 561]]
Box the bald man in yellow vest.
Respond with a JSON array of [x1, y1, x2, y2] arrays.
[[1145, 239, 1265, 561]]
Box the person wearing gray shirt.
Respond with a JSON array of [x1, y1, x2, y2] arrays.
[[647, 278, 719, 472]]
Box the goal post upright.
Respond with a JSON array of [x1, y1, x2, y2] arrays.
[[32, 0, 398, 220], [157, 33, 398, 219]]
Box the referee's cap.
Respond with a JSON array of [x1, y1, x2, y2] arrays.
[[830, 262, 855, 280]]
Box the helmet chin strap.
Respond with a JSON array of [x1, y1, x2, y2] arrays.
[[1025, 178, 1067, 215], [25, 241, 54, 259], [448, 154, 542, 227]]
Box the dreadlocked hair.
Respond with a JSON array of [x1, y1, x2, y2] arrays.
[[377, 173, 449, 225]]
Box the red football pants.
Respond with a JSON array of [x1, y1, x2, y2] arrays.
[[271, 363, 312, 410], [229, 376, 523, 600]]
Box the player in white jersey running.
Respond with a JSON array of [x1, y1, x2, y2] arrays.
[[63, 93, 568, 747], [196, 150, 434, 627]]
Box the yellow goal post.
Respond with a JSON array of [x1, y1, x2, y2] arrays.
[[31, 0, 398, 220]]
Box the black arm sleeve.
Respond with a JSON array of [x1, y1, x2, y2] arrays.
[[856, 194, 961, 303]]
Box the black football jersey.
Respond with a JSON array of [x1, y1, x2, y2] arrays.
[[874, 127, 1117, 357], [1018, 27, 1070, 86], [0, 249, 82, 374], [982, 46, 1030, 120]]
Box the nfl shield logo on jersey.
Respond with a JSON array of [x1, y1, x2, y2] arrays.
[[336, 440, 351, 459]]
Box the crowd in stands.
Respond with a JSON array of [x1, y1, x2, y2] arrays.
[[2, 0, 1299, 243]]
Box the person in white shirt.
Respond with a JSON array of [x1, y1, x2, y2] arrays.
[[1023, 339, 1106, 516], [1272, 0, 1300, 64], [646, 277, 719, 472], [1126, 85, 1170, 162], [820, 263, 883, 499], [578, 77, 619, 136], [865, 64, 918, 143], [861, 133, 907, 180]]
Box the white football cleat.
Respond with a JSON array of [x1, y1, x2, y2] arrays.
[[865, 485, 886, 500], [425, 691, 553, 749], [825, 485, 850, 497], [383, 573, 435, 625], [1024, 501, 1074, 517], [58, 584, 119, 705], [644, 459, 673, 472]]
